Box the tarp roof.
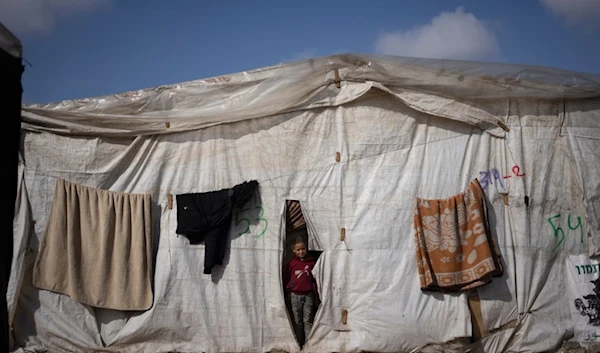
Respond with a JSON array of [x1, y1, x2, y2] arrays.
[[22, 53, 600, 137]]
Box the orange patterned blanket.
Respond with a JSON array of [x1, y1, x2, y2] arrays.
[[414, 179, 503, 291]]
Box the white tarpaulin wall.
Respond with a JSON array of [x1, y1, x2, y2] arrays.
[[9, 54, 600, 352]]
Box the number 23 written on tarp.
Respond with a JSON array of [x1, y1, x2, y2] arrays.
[[235, 206, 268, 238], [549, 213, 584, 252]]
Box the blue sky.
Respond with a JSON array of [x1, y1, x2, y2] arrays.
[[1, 0, 599, 104]]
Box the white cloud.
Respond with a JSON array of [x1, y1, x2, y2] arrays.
[[0, 0, 109, 36], [374, 7, 499, 61], [541, 0, 600, 26]]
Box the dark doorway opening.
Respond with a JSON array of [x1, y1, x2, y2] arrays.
[[282, 200, 321, 348]]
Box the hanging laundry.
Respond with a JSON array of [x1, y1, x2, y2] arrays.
[[176, 180, 259, 274], [413, 179, 503, 292], [32, 178, 154, 311]]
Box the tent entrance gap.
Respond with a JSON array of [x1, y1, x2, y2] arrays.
[[282, 200, 321, 347]]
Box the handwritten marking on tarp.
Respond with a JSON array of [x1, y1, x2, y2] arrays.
[[575, 264, 599, 275], [479, 168, 504, 191], [585, 333, 600, 341], [502, 165, 526, 179], [478, 165, 525, 191], [549, 213, 584, 252], [235, 206, 268, 239]]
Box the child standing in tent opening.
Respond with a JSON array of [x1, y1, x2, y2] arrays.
[[285, 236, 317, 345]]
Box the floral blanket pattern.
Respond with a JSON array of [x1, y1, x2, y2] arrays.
[[414, 179, 503, 291]]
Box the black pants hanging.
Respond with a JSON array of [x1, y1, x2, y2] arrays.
[[176, 181, 258, 274]]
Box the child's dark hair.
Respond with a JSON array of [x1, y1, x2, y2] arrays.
[[292, 235, 307, 247]]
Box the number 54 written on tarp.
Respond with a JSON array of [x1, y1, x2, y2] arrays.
[[548, 213, 584, 252]]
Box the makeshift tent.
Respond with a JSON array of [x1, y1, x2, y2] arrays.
[[9, 53, 600, 353]]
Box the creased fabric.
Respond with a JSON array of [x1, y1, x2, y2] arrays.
[[176, 180, 259, 274], [414, 179, 503, 291], [32, 178, 154, 311]]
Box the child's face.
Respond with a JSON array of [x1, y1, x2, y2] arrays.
[[293, 242, 307, 259]]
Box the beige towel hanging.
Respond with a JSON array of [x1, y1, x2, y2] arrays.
[[33, 178, 154, 311]]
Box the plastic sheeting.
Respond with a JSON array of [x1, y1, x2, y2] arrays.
[[10, 54, 600, 352], [20, 53, 600, 137]]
